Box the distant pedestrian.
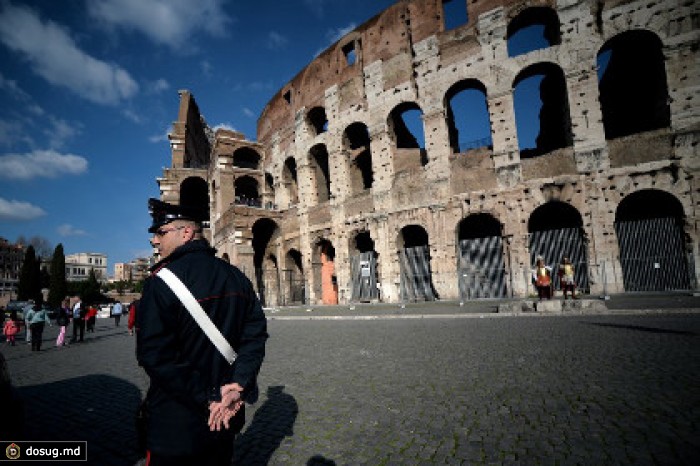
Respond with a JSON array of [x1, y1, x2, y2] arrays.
[[56, 299, 71, 347], [25, 302, 51, 351], [71, 297, 85, 343], [85, 305, 98, 332], [532, 257, 552, 301], [23, 300, 34, 344], [3, 312, 20, 346], [558, 256, 577, 299], [127, 299, 139, 336], [112, 301, 123, 327]]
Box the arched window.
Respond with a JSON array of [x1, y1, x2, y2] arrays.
[[309, 144, 331, 203], [234, 176, 260, 207], [456, 214, 507, 298], [307, 107, 328, 135], [507, 7, 561, 57], [282, 157, 299, 206], [514, 63, 573, 158], [344, 122, 374, 193], [445, 80, 492, 153], [598, 30, 670, 139], [233, 147, 261, 170]]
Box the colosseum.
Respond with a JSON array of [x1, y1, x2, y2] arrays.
[[155, 0, 699, 307]]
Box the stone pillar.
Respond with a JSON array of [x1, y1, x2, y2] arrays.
[[488, 90, 522, 188]]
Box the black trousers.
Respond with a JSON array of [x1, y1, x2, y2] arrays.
[[72, 318, 85, 342], [145, 442, 234, 466], [30, 322, 45, 351]]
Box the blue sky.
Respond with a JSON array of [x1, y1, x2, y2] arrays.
[[0, 0, 398, 272]]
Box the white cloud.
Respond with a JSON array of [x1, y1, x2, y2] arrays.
[[212, 122, 237, 132], [122, 108, 142, 124], [0, 119, 26, 148], [45, 117, 82, 149], [201, 60, 213, 78], [242, 107, 255, 118], [151, 78, 170, 93], [267, 31, 288, 50], [0, 71, 31, 101], [0, 2, 139, 105], [0, 197, 46, 221], [87, 0, 232, 48], [149, 128, 170, 143], [303, 0, 326, 18], [0, 149, 88, 180], [57, 224, 87, 237]]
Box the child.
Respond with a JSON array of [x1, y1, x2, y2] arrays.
[[3, 314, 20, 346]]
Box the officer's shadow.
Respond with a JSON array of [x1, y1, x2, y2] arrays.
[[233, 385, 299, 465]]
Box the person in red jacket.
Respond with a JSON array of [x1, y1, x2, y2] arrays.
[[127, 299, 139, 336]]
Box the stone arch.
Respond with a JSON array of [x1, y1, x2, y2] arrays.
[[179, 177, 209, 219], [283, 248, 305, 305], [314, 238, 338, 305], [307, 106, 328, 135], [252, 218, 280, 307], [308, 144, 331, 203], [234, 175, 260, 206], [507, 7, 561, 57], [388, 102, 425, 150], [528, 201, 588, 293], [233, 147, 261, 170], [397, 224, 436, 301], [598, 30, 670, 140], [514, 62, 573, 158], [444, 79, 492, 153], [614, 189, 689, 291], [456, 213, 507, 298], [349, 230, 379, 302], [282, 156, 299, 206], [343, 122, 374, 194]]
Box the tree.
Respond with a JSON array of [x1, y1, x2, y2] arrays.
[[48, 244, 67, 308], [17, 245, 42, 303], [82, 268, 102, 304]]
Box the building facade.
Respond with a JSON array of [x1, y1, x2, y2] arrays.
[[114, 257, 153, 283], [0, 237, 24, 305], [66, 253, 108, 282], [155, 0, 699, 306]]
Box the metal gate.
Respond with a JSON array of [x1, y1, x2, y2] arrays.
[[255, 268, 280, 307], [350, 252, 379, 302], [615, 217, 690, 291], [528, 227, 589, 293], [458, 236, 507, 300], [399, 246, 436, 301], [282, 269, 306, 305]]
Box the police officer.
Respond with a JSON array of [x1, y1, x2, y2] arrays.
[[137, 198, 268, 466]]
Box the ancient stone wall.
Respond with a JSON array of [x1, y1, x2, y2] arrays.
[[158, 0, 699, 305]]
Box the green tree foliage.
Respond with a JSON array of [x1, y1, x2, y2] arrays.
[[17, 245, 42, 303], [81, 268, 103, 304], [47, 244, 67, 308]]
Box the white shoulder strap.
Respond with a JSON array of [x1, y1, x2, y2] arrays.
[[157, 267, 237, 365]]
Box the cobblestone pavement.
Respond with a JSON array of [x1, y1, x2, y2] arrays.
[[2, 301, 699, 465]]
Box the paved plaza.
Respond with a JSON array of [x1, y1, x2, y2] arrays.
[[2, 296, 699, 465]]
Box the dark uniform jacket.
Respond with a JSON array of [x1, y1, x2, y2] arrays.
[[136, 239, 268, 456]]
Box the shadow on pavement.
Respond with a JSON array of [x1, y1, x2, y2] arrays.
[[583, 321, 699, 336], [17, 374, 142, 466], [234, 385, 299, 465]]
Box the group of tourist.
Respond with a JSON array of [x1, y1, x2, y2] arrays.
[[2, 298, 127, 351]]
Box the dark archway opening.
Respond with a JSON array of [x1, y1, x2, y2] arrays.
[[234, 176, 260, 207], [457, 214, 507, 298], [233, 147, 261, 170], [598, 30, 670, 140], [309, 145, 331, 203], [514, 63, 573, 158], [615, 189, 689, 292], [344, 122, 374, 192], [307, 107, 328, 135], [252, 218, 280, 307], [398, 225, 436, 301]]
